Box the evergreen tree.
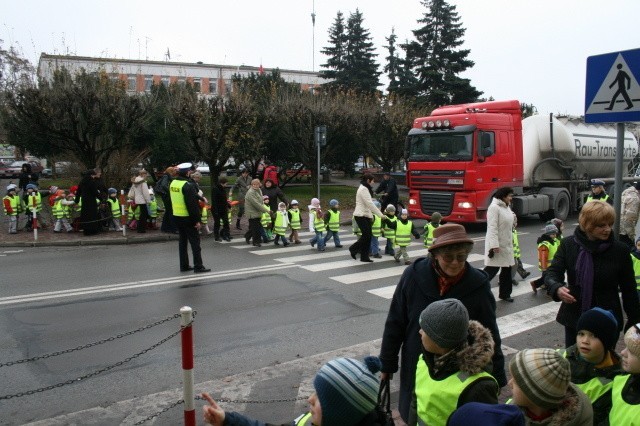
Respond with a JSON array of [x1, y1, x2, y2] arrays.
[[403, 0, 481, 106], [320, 9, 380, 93], [319, 11, 346, 84], [384, 28, 400, 93]]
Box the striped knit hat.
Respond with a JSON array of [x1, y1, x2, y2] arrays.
[[313, 356, 381, 425], [509, 349, 570, 410]]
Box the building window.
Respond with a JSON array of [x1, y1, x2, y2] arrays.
[[224, 79, 232, 95], [161, 76, 170, 87], [193, 78, 201, 92], [127, 76, 136, 91], [144, 75, 153, 92], [208, 80, 217, 95], [177, 77, 186, 86]]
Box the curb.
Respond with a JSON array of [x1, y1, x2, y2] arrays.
[[0, 234, 179, 248]]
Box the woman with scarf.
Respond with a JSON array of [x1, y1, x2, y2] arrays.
[[379, 223, 506, 423], [349, 174, 385, 262], [545, 200, 640, 347]]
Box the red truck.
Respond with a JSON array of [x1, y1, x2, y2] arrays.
[[405, 100, 638, 223]]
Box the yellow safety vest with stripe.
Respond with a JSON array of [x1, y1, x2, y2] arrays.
[[128, 204, 140, 220], [3, 195, 19, 216], [274, 211, 288, 236], [561, 350, 614, 404], [288, 209, 301, 230], [52, 199, 70, 219], [372, 215, 382, 237], [149, 199, 158, 218], [586, 194, 610, 203], [512, 229, 521, 258], [293, 412, 312, 426], [311, 209, 325, 232], [170, 180, 188, 217], [424, 223, 437, 249], [609, 374, 640, 425], [415, 354, 497, 426], [261, 206, 272, 228], [201, 206, 209, 224], [107, 198, 121, 219], [327, 210, 340, 232], [383, 215, 397, 241], [395, 221, 413, 247], [27, 192, 42, 212], [538, 240, 558, 271], [631, 254, 640, 291]]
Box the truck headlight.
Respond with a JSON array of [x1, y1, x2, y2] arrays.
[[409, 199, 417, 205], [458, 202, 473, 209]]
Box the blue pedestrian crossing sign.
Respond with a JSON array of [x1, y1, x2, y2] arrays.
[[585, 48, 640, 123]]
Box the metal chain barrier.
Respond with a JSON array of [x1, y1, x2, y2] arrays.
[[133, 399, 185, 426], [0, 314, 196, 401], [0, 313, 182, 368]]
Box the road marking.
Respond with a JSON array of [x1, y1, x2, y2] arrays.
[[303, 249, 432, 272], [2, 249, 24, 254], [0, 263, 298, 306], [497, 301, 558, 338], [331, 266, 409, 284]]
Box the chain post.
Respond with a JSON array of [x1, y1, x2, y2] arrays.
[[180, 306, 195, 426], [120, 189, 127, 236]]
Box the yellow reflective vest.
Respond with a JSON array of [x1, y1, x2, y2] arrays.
[[538, 240, 558, 271], [288, 209, 301, 230], [395, 221, 413, 247], [311, 209, 325, 232], [293, 412, 312, 426], [107, 198, 121, 219], [512, 229, 520, 258], [631, 254, 640, 291], [424, 223, 437, 249], [372, 215, 382, 237], [383, 215, 397, 241], [3, 195, 19, 216], [170, 180, 188, 217], [327, 209, 340, 232], [609, 374, 640, 425]]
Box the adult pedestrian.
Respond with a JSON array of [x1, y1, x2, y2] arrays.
[[75, 168, 106, 236], [155, 166, 178, 233], [262, 179, 287, 212], [18, 163, 38, 193], [128, 169, 152, 233], [379, 223, 506, 423], [230, 168, 251, 230], [545, 200, 640, 347], [619, 182, 640, 248], [586, 179, 613, 205], [349, 174, 386, 263], [244, 179, 269, 247], [211, 177, 231, 241], [262, 161, 279, 185], [375, 171, 399, 212], [483, 186, 516, 302], [170, 163, 210, 273]]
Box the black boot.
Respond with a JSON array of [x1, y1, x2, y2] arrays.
[[235, 218, 242, 230]]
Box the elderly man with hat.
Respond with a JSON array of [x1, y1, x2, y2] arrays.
[[379, 223, 506, 423], [619, 181, 640, 248], [374, 170, 399, 212], [170, 162, 210, 273], [586, 179, 613, 206]]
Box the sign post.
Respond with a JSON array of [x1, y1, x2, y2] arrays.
[[314, 125, 327, 199], [585, 48, 640, 235]]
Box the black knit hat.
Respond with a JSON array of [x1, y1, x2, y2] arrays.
[[576, 307, 618, 350]]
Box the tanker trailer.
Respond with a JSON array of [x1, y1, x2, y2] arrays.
[[513, 114, 639, 220]]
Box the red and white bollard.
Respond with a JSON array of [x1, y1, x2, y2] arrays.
[[31, 200, 38, 241], [180, 306, 195, 426], [120, 190, 127, 237]]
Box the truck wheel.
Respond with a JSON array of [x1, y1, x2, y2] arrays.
[[550, 191, 570, 221]]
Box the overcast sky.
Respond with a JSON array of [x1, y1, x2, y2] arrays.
[[2, 0, 639, 116]]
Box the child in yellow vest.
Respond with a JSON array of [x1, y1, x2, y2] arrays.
[[382, 204, 397, 256], [530, 223, 559, 294], [3, 184, 19, 234], [106, 188, 123, 231], [287, 200, 302, 244], [386, 209, 420, 265], [370, 200, 382, 258], [308, 197, 325, 251], [323, 199, 342, 248], [510, 214, 531, 286], [423, 211, 441, 249], [606, 324, 640, 424], [260, 195, 273, 243], [409, 299, 499, 425], [53, 191, 75, 233], [273, 202, 290, 247]]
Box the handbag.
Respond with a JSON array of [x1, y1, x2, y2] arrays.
[[375, 378, 395, 426]]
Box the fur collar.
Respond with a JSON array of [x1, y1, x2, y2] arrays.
[[533, 384, 590, 426], [428, 321, 494, 377]]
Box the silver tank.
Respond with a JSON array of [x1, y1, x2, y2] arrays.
[[522, 114, 638, 187]]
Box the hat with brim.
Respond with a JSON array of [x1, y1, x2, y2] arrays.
[[177, 162, 193, 171], [428, 223, 474, 252]]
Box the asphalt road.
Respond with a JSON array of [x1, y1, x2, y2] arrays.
[[0, 215, 580, 425]]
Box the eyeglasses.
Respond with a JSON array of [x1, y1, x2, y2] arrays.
[[439, 253, 468, 263]]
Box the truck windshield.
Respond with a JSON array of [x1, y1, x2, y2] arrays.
[[407, 132, 473, 161]]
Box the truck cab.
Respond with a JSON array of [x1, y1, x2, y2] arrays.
[[406, 100, 523, 222]]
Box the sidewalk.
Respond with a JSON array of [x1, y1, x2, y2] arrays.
[[0, 175, 408, 248]]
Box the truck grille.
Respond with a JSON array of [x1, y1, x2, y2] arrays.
[[419, 191, 454, 216], [410, 170, 464, 189]]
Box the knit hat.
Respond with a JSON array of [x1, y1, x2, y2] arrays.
[[401, 209, 408, 216], [108, 187, 117, 195], [419, 299, 469, 350], [6, 184, 17, 192], [624, 324, 640, 358], [509, 349, 570, 410], [329, 199, 339, 207], [543, 224, 558, 235], [385, 204, 396, 213], [310, 198, 320, 208], [313, 356, 381, 425], [373, 200, 381, 209], [25, 183, 37, 190], [431, 212, 442, 223], [447, 402, 525, 426], [576, 307, 618, 350], [551, 218, 563, 230], [263, 195, 269, 201]]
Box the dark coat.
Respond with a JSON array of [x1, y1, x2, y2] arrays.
[[75, 173, 106, 235], [211, 183, 229, 216], [262, 180, 288, 212], [379, 256, 506, 422], [171, 176, 201, 225], [545, 227, 640, 333], [375, 177, 398, 208]]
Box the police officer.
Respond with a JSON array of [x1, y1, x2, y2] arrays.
[[171, 163, 210, 273], [586, 179, 613, 205]]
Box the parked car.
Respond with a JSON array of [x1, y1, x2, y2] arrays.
[[0, 160, 44, 178], [195, 162, 210, 175]]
